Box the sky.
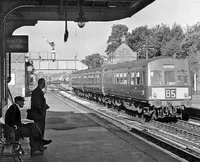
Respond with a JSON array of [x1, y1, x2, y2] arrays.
[[13, 0, 200, 70]]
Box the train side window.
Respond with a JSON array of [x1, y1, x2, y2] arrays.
[[94, 75, 96, 83], [89, 75, 91, 83], [108, 73, 111, 84], [96, 75, 99, 83], [106, 73, 108, 84], [131, 72, 135, 85], [110, 73, 113, 83], [97, 75, 99, 83], [124, 72, 128, 85], [116, 73, 120, 84], [79, 76, 81, 83], [150, 70, 162, 85], [104, 74, 107, 84], [165, 71, 175, 85], [120, 73, 123, 84], [115, 73, 117, 84], [136, 72, 140, 85], [83, 76, 85, 83], [98, 74, 100, 83], [127, 71, 131, 85]]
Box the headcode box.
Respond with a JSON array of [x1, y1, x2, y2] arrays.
[[5, 35, 28, 53]]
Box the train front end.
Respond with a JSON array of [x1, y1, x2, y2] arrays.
[[147, 58, 192, 120]]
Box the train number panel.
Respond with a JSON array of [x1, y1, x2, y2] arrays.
[[165, 89, 176, 99]]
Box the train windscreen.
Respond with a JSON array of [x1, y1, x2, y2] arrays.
[[150, 69, 189, 86]]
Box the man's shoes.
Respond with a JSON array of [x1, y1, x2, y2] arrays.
[[31, 150, 44, 156], [42, 139, 52, 146], [41, 146, 47, 151]]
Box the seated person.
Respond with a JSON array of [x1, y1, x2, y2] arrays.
[[5, 96, 46, 156]]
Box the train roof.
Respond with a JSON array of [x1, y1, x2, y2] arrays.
[[72, 56, 187, 75], [103, 56, 180, 71], [72, 66, 103, 75]]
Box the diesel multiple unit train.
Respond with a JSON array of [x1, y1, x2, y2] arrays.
[[70, 56, 192, 121]]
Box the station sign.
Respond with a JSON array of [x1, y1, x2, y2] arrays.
[[5, 35, 28, 53]]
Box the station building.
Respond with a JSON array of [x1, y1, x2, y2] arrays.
[[107, 36, 137, 65]]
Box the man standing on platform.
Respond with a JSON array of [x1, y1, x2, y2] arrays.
[[27, 78, 52, 146]]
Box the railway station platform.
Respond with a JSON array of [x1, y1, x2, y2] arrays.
[[1, 91, 185, 162]]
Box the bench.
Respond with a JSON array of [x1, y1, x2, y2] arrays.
[[0, 124, 24, 162]]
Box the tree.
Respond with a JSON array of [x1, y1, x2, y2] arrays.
[[105, 24, 129, 55], [150, 24, 172, 57], [127, 25, 156, 59], [81, 53, 105, 69], [181, 31, 200, 72], [161, 23, 185, 57]]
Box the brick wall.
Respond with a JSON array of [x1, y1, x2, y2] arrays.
[[8, 53, 25, 97]]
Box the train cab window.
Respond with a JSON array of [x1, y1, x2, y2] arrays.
[[150, 70, 162, 85], [136, 72, 140, 85], [131, 72, 135, 85], [177, 70, 188, 85], [165, 71, 175, 85], [124, 72, 128, 85]]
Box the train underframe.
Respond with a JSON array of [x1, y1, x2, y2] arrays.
[[73, 88, 189, 122]]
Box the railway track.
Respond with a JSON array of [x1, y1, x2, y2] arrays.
[[51, 84, 200, 161]]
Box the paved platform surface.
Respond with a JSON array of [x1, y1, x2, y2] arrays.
[[1, 91, 184, 162]]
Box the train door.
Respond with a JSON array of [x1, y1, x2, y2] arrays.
[[129, 68, 145, 100]]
